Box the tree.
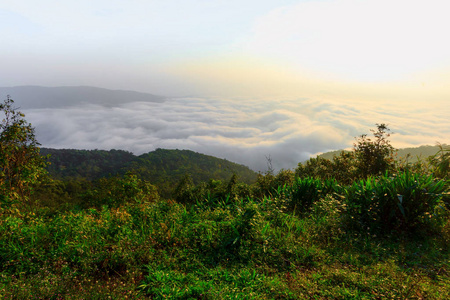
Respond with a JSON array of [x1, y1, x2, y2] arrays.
[[173, 174, 195, 203], [0, 96, 47, 209], [81, 172, 159, 208], [353, 123, 396, 178], [295, 152, 357, 185]]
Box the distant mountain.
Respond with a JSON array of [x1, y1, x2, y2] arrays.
[[316, 144, 445, 162], [40, 148, 258, 197], [0, 86, 165, 109]]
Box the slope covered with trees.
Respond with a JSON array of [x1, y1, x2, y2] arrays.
[[40, 148, 136, 180], [40, 147, 258, 198]]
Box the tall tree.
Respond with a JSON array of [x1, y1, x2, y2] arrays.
[[353, 123, 396, 178], [0, 96, 47, 209]]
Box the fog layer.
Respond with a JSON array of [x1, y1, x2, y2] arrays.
[[8, 88, 447, 172]]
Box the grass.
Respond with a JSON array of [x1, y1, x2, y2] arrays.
[[1, 188, 449, 299]]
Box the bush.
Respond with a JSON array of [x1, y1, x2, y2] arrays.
[[295, 157, 334, 180], [343, 171, 448, 233], [81, 172, 159, 208], [296, 124, 396, 184], [287, 177, 342, 214], [295, 151, 358, 185], [428, 143, 450, 179]]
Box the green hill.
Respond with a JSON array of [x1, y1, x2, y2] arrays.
[[128, 149, 257, 194], [41, 148, 258, 197]]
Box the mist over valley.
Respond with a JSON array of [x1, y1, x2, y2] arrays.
[[1, 85, 447, 172]]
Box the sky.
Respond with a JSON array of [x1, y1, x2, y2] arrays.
[[1, 0, 449, 171]]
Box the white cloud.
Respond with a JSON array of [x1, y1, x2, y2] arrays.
[[23, 96, 449, 172]]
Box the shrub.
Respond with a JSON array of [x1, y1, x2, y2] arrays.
[[428, 143, 450, 179], [287, 177, 342, 214], [295, 152, 358, 185], [81, 172, 159, 208], [343, 171, 448, 233], [173, 174, 195, 203], [295, 156, 334, 180]]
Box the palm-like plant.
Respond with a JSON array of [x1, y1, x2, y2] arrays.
[[428, 143, 449, 179]]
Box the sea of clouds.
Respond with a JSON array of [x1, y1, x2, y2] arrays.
[[21, 96, 449, 172]]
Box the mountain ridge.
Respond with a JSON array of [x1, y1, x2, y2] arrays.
[[0, 85, 165, 109], [40, 147, 258, 197]]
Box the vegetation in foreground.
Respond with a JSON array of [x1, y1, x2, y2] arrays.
[[0, 96, 449, 299]]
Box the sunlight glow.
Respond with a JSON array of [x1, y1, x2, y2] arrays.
[[242, 0, 450, 81]]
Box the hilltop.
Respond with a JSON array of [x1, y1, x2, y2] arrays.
[[0, 85, 165, 108], [40, 148, 258, 197]]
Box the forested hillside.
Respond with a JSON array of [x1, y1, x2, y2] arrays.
[[40, 148, 136, 180], [41, 148, 258, 197]]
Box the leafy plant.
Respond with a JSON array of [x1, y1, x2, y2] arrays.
[[287, 177, 341, 214], [296, 124, 397, 184], [81, 172, 159, 208], [428, 143, 450, 179], [0, 96, 47, 210], [296, 156, 334, 180], [296, 151, 358, 185], [344, 171, 448, 233]]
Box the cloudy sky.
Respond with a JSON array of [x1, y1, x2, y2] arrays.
[[1, 0, 449, 171]]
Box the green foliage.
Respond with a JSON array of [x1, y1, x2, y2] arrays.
[[42, 148, 258, 198], [173, 174, 254, 207], [31, 178, 85, 212], [253, 169, 295, 199], [138, 266, 273, 299], [173, 174, 195, 204], [287, 177, 342, 214], [353, 123, 396, 178], [296, 124, 397, 183], [330, 151, 358, 183], [2, 112, 450, 298], [253, 172, 276, 199], [81, 172, 159, 208], [1, 192, 449, 299], [343, 171, 448, 233], [296, 152, 357, 184], [428, 143, 450, 179], [0, 96, 47, 210], [31, 173, 159, 211], [40, 148, 135, 180], [131, 149, 257, 197], [319, 144, 444, 162], [296, 156, 334, 180]]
